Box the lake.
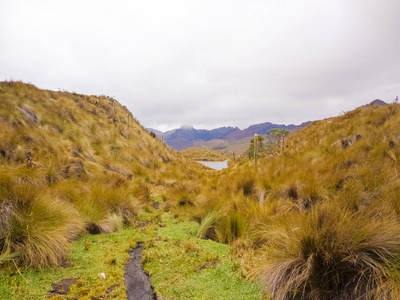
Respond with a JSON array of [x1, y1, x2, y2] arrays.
[[197, 160, 229, 170]]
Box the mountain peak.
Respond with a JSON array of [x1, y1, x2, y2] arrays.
[[369, 99, 387, 106], [180, 124, 194, 130]]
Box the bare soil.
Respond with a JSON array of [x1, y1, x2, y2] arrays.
[[124, 242, 157, 300], [48, 277, 78, 298]]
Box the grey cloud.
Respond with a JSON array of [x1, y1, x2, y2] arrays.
[[1, 0, 399, 131]]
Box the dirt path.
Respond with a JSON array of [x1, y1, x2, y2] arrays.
[[124, 242, 157, 300]]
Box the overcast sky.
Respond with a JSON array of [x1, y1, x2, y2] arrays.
[[1, 0, 399, 131]]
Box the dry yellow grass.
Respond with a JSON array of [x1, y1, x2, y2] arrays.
[[187, 102, 400, 298], [4, 81, 400, 298], [180, 147, 230, 161], [0, 81, 205, 268]]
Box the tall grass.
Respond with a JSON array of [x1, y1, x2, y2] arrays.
[[5, 82, 400, 298], [255, 205, 400, 299], [186, 103, 400, 297], [197, 209, 221, 240], [0, 81, 205, 268], [0, 173, 84, 268]]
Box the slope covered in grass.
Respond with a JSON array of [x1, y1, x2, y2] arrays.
[[0, 81, 207, 269], [180, 147, 230, 161], [187, 102, 400, 299], [4, 81, 400, 299]]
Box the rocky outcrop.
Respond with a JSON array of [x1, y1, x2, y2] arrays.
[[331, 134, 362, 149]]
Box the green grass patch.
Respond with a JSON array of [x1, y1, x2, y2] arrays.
[[0, 228, 140, 299], [143, 218, 264, 300], [0, 213, 265, 299]]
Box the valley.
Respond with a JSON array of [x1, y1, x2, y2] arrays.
[[149, 121, 311, 154], [1, 82, 400, 299]]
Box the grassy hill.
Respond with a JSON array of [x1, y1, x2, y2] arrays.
[[0, 81, 267, 300], [186, 102, 400, 299], [0, 81, 207, 268], [193, 136, 251, 156], [193, 122, 311, 157], [3, 81, 400, 299], [180, 147, 230, 161], [151, 122, 310, 153]]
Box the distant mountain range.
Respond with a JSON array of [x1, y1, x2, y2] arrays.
[[148, 121, 312, 152], [149, 100, 388, 153]]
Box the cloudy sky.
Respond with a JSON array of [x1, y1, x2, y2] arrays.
[[1, 0, 399, 131]]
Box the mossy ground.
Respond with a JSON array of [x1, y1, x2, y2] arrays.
[[0, 213, 265, 300], [144, 214, 263, 300]]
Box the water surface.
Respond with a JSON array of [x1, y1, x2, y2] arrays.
[[197, 160, 229, 170]]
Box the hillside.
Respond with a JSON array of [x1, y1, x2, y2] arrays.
[[3, 81, 400, 299], [193, 136, 252, 156], [184, 101, 400, 299], [0, 82, 269, 300], [180, 147, 230, 161], [149, 125, 240, 150], [0, 81, 208, 269]]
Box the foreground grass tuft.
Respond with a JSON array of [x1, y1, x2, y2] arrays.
[[256, 206, 400, 299]]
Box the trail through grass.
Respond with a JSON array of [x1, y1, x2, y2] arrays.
[[0, 213, 265, 299]]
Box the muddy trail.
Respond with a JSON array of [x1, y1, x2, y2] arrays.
[[124, 242, 157, 300]]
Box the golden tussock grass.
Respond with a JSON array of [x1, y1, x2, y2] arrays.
[[186, 102, 400, 297], [0, 81, 204, 268], [180, 147, 229, 161], [255, 205, 400, 299], [4, 81, 400, 298]]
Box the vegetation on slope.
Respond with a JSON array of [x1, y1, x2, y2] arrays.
[[3, 81, 400, 299], [180, 147, 230, 161], [180, 103, 400, 299], [194, 136, 253, 156], [0, 81, 206, 269]]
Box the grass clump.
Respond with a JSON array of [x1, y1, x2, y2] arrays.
[[197, 209, 221, 240], [256, 206, 400, 299], [0, 172, 84, 268]]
